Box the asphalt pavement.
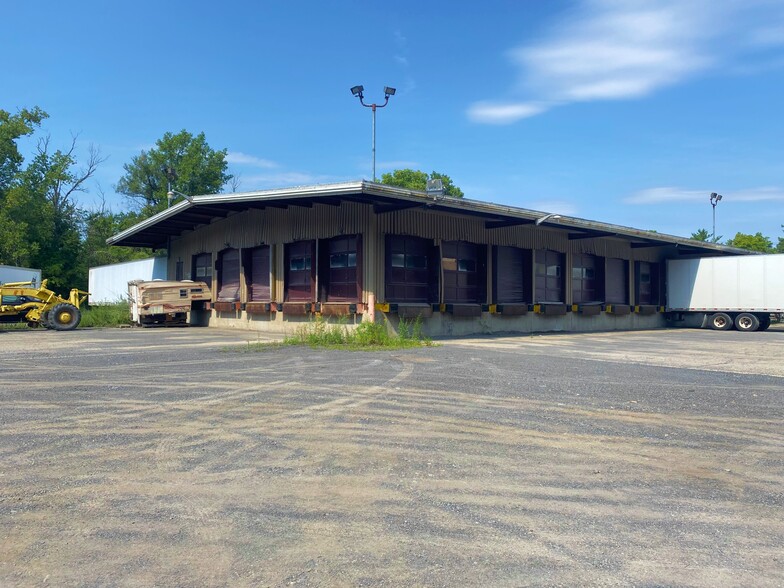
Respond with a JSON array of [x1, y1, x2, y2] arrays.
[[0, 326, 782, 586]]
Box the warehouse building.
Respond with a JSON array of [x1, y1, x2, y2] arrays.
[[107, 181, 747, 336]]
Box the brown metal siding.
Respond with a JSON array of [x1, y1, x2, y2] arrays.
[[167, 201, 665, 306]]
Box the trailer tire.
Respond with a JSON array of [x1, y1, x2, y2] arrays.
[[708, 312, 733, 331], [758, 314, 771, 331], [734, 313, 759, 332], [50, 303, 81, 331]]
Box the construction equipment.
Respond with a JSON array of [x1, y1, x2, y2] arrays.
[[0, 279, 88, 331], [128, 280, 211, 327]]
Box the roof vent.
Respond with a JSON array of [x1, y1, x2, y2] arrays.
[[426, 179, 444, 197]]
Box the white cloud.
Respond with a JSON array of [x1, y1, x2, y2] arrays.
[[226, 151, 278, 169], [468, 0, 784, 123], [467, 101, 550, 124], [625, 186, 784, 204]]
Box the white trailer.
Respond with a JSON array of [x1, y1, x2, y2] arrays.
[[88, 257, 167, 304], [666, 254, 784, 332], [0, 265, 42, 287]]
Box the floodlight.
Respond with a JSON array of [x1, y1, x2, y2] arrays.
[[350, 85, 364, 97], [384, 86, 396, 96]]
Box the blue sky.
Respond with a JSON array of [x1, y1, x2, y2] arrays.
[[5, 0, 784, 241]]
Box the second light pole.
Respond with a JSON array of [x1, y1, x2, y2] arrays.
[[710, 192, 722, 241], [351, 85, 395, 182]]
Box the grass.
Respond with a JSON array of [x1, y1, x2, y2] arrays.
[[243, 315, 433, 351], [78, 303, 132, 328]]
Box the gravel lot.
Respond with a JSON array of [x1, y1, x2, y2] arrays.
[[1, 326, 782, 587]]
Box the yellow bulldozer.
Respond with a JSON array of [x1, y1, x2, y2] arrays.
[[0, 279, 88, 331]]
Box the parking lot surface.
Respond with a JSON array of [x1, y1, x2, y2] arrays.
[[1, 326, 782, 587]]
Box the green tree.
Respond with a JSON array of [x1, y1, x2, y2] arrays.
[[725, 232, 775, 253], [82, 201, 153, 268], [5, 136, 105, 290], [0, 106, 48, 196], [0, 120, 104, 290], [777, 225, 784, 253], [117, 130, 232, 217], [690, 228, 722, 243], [380, 169, 464, 198]]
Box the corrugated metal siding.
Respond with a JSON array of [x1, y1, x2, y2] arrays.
[[376, 207, 660, 260], [169, 202, 664, 304]]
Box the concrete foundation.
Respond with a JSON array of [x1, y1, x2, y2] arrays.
[[189, 308, 666, 336]]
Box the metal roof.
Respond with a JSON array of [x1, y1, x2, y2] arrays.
[[107, 180, 751, 255]]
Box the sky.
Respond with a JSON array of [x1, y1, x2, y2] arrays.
[[5, 0, 784, 241]]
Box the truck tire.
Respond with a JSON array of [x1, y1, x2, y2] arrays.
[[708, 312, 733, 331], [758, 314, 771, 331], [734, 313, 759, 332], [50, 303, 81, 331]]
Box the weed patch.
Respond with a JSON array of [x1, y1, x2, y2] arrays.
[[242, 316, 432, 351], [79, 303, 131, 328]]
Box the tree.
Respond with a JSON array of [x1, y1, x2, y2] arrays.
[[0, 106, 48, 197], [777, 225, 784, 254], [725, 232, 775, 253], [81, 188, 155, 270], [690, 228, 722, 243], [2, 135, 105, 290], [117, 130, 232, 216], [380, 169, 464, 198]]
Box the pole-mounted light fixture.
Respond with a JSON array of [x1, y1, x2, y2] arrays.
[[709, 192, 723, 241], [167, 189, 193, 207], [535, 213, 562, 226], [350, 85, 396, 182]]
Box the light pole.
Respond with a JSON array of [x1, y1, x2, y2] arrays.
[[710, 192, 722, 241], [350, 85, 396, 182]]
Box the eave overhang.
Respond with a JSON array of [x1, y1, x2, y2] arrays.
[[107, 180, 753, 256]]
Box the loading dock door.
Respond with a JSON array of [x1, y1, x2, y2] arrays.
[[217, 248, 240, 302], [321, 235, 362, 302], [385, 235, 437, 303], [442, 241, 486, 304], [247, 245, 271, 301], [494, 245, 530, 303], [285, 240, 316, 301]]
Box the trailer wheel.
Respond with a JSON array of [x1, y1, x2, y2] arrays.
[[734, 313, 759, 332], [709, 312, 733, 331], [758, 314, 771, 331], [50, 303, 81, 331]]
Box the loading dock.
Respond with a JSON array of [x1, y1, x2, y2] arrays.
[[107, 181, 754, 336]]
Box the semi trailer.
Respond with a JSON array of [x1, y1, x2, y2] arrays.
[[666, 254, 784, 332]]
